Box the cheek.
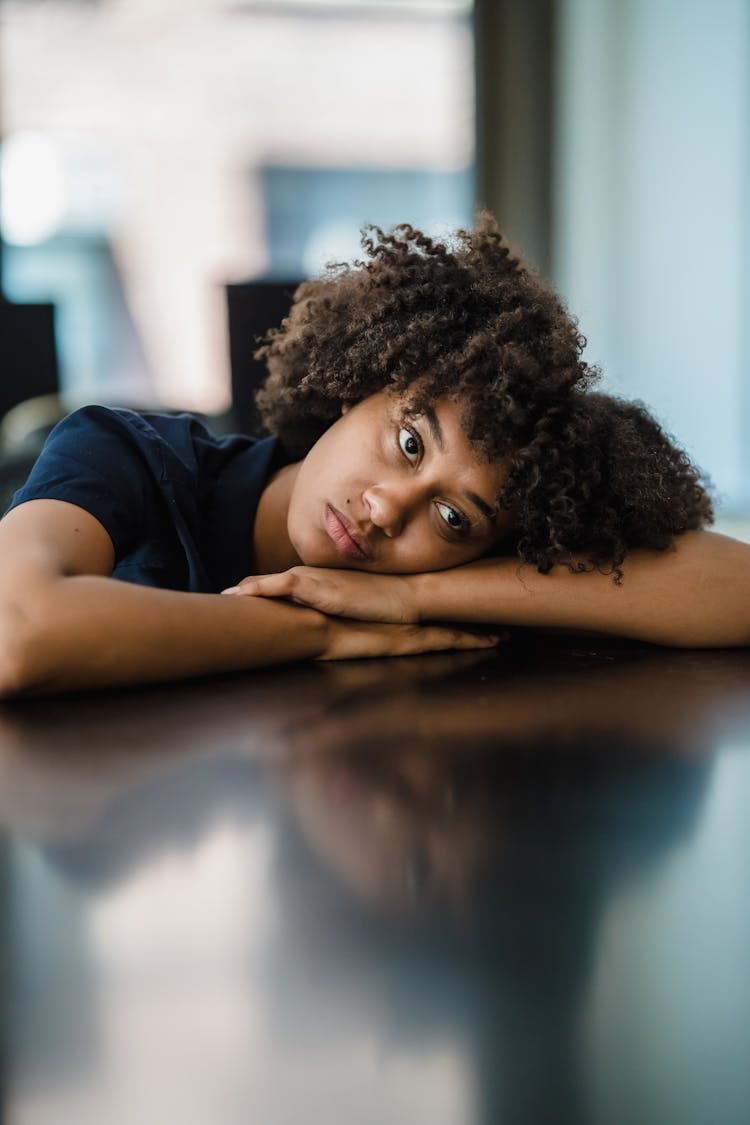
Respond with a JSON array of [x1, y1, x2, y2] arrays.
[[286, 481, 321, 560], [287, 508, 328, 565], [418, 519, 504, 571], [381, 524, 480, 574]]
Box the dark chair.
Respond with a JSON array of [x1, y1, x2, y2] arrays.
[[0, 300, 62, 509], [225, 280, 300, 436], [0, 300, 59, 421]]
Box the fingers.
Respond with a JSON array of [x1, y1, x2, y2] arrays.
[[407, 626, 507, 654], [222, 572, 298, 599], [320, 621, 509, 662], [223, 567, 346, 616], [222, 576, 268, 596], [222, 568, 417, 624]]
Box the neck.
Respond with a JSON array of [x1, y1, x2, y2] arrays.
[[252, 461, 302, 574]]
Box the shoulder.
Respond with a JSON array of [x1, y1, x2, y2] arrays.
[[35, 405, 254, 478], [50, 405, 212, 450], [3, 406, 221, 554]]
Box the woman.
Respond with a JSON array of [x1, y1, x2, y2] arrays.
[[0, 216, 747, 696]]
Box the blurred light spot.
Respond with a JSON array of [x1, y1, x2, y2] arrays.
[[1, 132, 67, 246], [301, 219, 363, 276]]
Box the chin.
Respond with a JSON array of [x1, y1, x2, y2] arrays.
[[292, 533, 337, 569]]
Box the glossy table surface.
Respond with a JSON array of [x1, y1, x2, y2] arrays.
[[1, 636, 750, 1125]]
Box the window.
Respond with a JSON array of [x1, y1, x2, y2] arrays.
[[1, 0, 474, 413]]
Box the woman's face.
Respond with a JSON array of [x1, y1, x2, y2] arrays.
[[287, 390, 511, 573], [282, 748, 494, 918]]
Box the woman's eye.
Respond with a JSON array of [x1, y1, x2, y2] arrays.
[[436, 501, 469, 535], [398, 426, 421, 463]]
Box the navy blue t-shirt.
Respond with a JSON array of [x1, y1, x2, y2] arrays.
[[7, 406, 286, 593]]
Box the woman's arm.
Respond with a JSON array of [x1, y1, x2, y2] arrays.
[[0, 501, 499, 697], [415, 530, 750, 647], [234, 530, 750, 648]]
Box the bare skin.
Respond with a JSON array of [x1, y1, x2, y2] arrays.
[[0, 390, 748, 697], [0, 500, 500, 697], [230, 529, 750, 648], [0, 392, 511, 696], [229, 391, 750, 650]]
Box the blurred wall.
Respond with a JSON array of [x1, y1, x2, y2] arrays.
[[554, 0, 750, 513]]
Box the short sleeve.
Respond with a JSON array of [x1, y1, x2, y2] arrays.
[[6, 406, 164, 560]]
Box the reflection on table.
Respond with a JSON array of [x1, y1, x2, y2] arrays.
[[1, 636, 750, 1125]]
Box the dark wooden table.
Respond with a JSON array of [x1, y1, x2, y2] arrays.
[[2, 636, 750, 1125]]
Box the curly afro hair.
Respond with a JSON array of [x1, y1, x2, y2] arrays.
[[255, 213, 713, 576], [509, 391, 713, 579]]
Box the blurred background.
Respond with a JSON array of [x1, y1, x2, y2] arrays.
[[0, 0, 748, 515]]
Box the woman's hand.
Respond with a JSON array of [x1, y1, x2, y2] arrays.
[[222, 567, 506, 659], [223, 566, 420, 624]]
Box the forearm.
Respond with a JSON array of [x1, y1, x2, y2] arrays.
[[1, 574, 328, 696], [412, 531, 750, 647]]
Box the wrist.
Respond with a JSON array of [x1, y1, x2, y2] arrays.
[[243, 600, 330, 664], [297, 604, 332, 659], [405, 570, 439, 623], [404, 558, 518, 626]]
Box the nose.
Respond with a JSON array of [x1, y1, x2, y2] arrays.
[[362, 483, 411, 538]]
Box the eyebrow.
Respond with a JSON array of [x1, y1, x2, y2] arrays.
[[422, 404, 445, 452], [466, 491, 497, 524], [420, 405, 497, 525]]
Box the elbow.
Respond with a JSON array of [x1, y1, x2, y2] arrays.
[[0, 658, 26, 699], [0, 602, 39, 698], [0, 565, 65, 697]]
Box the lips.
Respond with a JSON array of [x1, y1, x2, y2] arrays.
[[325, 505, 371, 561]]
